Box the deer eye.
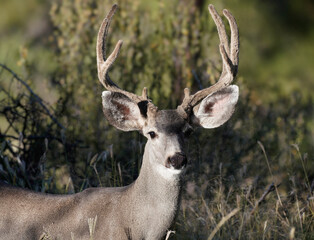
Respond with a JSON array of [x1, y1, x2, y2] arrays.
[[148, 131, 157, 139]]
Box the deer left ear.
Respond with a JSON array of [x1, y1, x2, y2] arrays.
[[192, 85, 239, 129]]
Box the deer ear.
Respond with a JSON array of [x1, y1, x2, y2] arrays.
[[102, 91, 145, 131], [192, 85, 239, 129]]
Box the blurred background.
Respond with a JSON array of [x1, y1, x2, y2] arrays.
[[0, 0, 313, 239]]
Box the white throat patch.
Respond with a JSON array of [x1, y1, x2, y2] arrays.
[[155, 164, 183, 180]]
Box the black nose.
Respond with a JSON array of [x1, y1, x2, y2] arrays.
[[166, 153, 187, 170]]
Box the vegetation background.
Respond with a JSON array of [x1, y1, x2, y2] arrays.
[[0, 0, 313, 239]]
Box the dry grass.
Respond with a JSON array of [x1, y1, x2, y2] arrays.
[[172, 143, 314, 240]]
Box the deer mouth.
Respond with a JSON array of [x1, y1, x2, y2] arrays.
[[165, 153, 187, 170]]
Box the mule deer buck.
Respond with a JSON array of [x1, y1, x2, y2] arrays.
[[0, 4, 239, 240]]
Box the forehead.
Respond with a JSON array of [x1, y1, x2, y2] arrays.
[[154, 110, 186, 134]]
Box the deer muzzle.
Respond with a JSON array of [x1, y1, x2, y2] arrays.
[[166, 153, 187, 170]]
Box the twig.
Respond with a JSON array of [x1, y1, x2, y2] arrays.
[[257, 141, 283, 207], [0, 134, 63, 143], [0, 63, 65, 129], [207, 208, 240, 240], [291, 144, 311, 193], [307, 179, 314, 201], [250, 182, 278, 215], [88, 215, 97, 240], [258, 141, 290, 226], [165, 230, 175, 240]]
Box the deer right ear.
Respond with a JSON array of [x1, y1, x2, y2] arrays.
[[102, 91, 145, 131], [191, 85, 239, 129]]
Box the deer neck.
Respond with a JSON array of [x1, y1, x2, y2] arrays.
[[124, 141, 183, 238], [131, 141, 183, 213]]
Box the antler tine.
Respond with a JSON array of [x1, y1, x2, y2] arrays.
[[223, 9, 239, 73], [208, 4, 230, 55], [97, 4, 147, 103], [178, 4, 239, 114], [97, 4, 117, 67]]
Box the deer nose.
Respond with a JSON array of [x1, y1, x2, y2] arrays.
[[166, 153, 187, 170]]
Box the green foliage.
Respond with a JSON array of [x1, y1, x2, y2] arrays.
[[225, 0, 314, 102]]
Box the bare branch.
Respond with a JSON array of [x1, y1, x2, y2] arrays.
[[250, 182, 278, 215], [0, 64, 65, 129]]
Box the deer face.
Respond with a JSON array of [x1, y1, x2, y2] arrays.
[[101, 85, 239, 175], [142, 110, 189, 171], [101, 92, 189, 173]]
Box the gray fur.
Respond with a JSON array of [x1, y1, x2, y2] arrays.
[[0, 131, 183, 240], [0, 88, 237, 239], [0, 4, 240, 240]]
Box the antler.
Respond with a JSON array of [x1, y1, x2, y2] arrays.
[[178, 4, 239, 118], [97, 4, 148, 103]]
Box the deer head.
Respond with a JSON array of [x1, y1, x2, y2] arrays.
[[97, 4, 239, 178]]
